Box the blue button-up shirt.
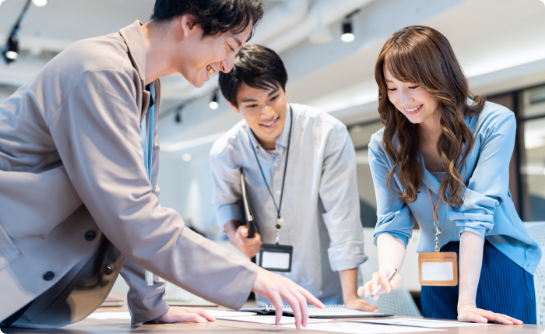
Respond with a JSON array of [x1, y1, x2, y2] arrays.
[[210, 103, 367, 305], [369, 100, 541, 274]]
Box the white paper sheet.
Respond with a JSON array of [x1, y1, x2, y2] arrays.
[[216, 315, 330, 325], [351, 318, 492, 328], [88, 312, 132, 320], [281, 322, 446, 333], [204, 310, 257, 317]]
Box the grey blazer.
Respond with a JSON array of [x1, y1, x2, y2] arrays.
[[0, 21, 257, 324]]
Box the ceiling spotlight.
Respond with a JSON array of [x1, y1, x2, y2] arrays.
[[341, 21, 355, 43], [181, 154, 192, 162], [32, 0, 47, 7], [209, 91, 219, 110], [2, 36, 19, 64], [309, 26, 333, 44]]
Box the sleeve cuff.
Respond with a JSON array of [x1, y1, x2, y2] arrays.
[[327, 241, 368, 272], [372, 232, 409, 248], [458, 226, 486, 241], [217, 204, 244, 227], [132, 299, 169, 324]]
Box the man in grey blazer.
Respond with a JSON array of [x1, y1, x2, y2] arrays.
[[0, 0, 322, 329]]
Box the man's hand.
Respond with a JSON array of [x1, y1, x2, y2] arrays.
[[338, 268, 379, 313], [151, 307, 215, 324], [225, 221, 262, 258], [252, 267, 325, 329], [344, 297, 379, 313]]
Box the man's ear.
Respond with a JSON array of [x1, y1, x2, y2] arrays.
[[179, 14, 196, 40], [227, 101, 240, 114]]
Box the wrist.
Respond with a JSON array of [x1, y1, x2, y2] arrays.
[[343, 294, 360, 304], [457, 300, 476, 312]]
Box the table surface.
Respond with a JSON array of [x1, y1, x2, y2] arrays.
[[3, 304, 544, 334]]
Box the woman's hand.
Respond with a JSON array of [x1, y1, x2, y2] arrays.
[[457, 303, 522, 325], [152, 307, 216, 324], [357, 270, 403, 301]]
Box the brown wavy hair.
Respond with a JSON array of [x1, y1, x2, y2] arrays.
[[375, 26, 485, 206]]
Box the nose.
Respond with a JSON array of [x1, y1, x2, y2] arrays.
[[220, 54, 235, 73], [261, 106, 275, 120], [399, 88, 413, 105]]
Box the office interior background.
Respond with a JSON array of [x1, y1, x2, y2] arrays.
[[1, 0, 545, 317]]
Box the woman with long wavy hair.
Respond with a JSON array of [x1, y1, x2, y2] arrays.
[[358, 26, 540, 324]]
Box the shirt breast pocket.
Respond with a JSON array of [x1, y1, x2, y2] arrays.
[[0, 225, 20, 270]]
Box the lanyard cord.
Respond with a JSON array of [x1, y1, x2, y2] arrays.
[[249, 105, 293, 243], [427, 187, 442, 251]]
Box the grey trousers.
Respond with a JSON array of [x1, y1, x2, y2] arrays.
[[2, 237, 124, 328]]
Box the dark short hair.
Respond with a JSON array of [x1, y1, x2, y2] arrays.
[[219, 44, 288, 107], [151, 0, 264, 40]]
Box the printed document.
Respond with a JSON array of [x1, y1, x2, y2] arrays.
[[281, 322, 446, 333], [351, 318, 492, 328]]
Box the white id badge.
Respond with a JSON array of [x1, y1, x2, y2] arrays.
[[259, 243, 293, 272], [418, 251, 458, 286]]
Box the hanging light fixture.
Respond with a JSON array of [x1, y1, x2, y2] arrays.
[[2, 0, 33, 64], [3, 36, 19, 63], [174, 105, 183, 124], [341, 20, 355, 43], [209, 91, 219, 110], [340, 9, 359, 43]]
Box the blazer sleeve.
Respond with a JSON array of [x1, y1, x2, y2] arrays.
[[449, 111, 517, 240], [368, 135, 414, 247], [119, 258, 169, 323], [319, 127, 367, 272], [47, 69, 257, 312]]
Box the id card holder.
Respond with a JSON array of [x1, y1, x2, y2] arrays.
[[258, 243, 293, 272], [418, 251, 458, 286]]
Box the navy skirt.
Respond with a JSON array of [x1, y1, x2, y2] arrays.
[[421, 240, 536, 324]]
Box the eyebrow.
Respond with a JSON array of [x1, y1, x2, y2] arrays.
[[385, 79, 394, 83], [240, 88, 279, 103]]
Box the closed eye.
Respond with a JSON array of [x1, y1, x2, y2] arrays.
[[409, 85, 419, 89], [270, 95, 279, 101]]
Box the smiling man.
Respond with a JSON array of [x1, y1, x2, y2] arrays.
[[0, 1, 324, 330], [211, 44, 377, 311]]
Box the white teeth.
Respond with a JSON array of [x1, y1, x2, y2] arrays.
[[207, 65, 214, 77], [264, 119, 276, 126], [405, 105, 422, 112]]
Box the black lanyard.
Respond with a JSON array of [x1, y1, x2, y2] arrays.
[[249, 105, 293, 242]]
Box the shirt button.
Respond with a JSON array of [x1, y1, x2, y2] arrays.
[[85, 231, 96, 241], [43, 271, 55, 281], [105, 265, 114, 275]]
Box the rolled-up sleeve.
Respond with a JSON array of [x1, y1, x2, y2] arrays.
[[319, 127, 367, 272], [448, 111, 516, 240], [368, 134, 414, 247], [210, 143, 245, 227]]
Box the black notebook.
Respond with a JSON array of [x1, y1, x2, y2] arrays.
[[240, 168, 258, 237]]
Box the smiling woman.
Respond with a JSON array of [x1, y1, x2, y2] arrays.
[[361, 25, 541, 325]]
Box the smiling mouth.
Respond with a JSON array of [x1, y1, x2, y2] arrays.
[[260, 117, 279, 128], [403, 104, 423, 114]]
